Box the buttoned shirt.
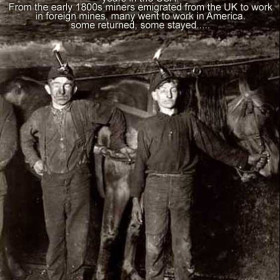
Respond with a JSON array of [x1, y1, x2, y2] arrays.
[[42, 105, 79, 173]]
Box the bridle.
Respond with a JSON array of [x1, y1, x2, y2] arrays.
[[231, 94, 271, 182], [97, 147, 136, 165]]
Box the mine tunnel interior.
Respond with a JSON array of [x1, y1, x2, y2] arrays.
[[0, 61, 279, 280]]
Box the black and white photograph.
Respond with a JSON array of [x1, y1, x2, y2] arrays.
[[0, 1, 279, 280]]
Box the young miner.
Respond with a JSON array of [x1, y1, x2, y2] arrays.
[[131, 67, 266, 280], [20, 59, 133, 280]]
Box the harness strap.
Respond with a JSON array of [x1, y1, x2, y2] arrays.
[[94, 145, 135, 164], [103, 150, 135, 164]]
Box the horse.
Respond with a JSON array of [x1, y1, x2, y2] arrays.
[[227, 76, 279, 181], [194, 73, 279, 182], [91, 79, 153, 280]]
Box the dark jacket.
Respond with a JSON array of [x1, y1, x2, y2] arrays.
[[20, 99, 126, 172], [0, 95, 17, 195]]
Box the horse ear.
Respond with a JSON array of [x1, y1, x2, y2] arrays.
[[238, 76, 250, 96]]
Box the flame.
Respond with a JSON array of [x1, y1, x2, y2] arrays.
[[52, 43, 62, 52], [153, 48, 162, 60]]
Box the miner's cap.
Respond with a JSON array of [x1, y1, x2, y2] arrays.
[[150, 66, 178, 93], [48, 64, 75, 81]]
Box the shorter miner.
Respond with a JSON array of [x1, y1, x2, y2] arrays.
[[131, 67, 266, 280]]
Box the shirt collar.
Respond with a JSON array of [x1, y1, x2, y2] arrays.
[[51, 102, 72, 115], [157, 111, 178, 119]]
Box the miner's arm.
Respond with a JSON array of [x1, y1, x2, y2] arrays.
[[131, 124, 150, 198], [189, 114, 249, 169], [89, 101, 127, 150], [130, 123, 150, 224], [20, 111, 41, 168]]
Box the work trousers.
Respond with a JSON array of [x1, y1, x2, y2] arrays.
[[41, 165, 91, 280], [144, 174, 194, 280]]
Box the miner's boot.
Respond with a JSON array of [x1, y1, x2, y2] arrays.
[[4, 247, 26, 279]]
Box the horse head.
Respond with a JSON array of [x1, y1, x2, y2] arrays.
[[227, 76, 279, 178]]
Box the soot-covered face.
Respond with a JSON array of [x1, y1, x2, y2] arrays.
[[45, 76, 77, 108], [152, 80, 179, 111]]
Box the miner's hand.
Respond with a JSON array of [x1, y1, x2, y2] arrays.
[[248, 153, 268, 171], [94, 145, 108, 155], [132, 197, 143, 225], [120, 146, 136, 162], [33, 160, 45, 176]]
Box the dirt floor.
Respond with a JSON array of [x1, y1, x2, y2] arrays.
[[16, 264, 257, 280]]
